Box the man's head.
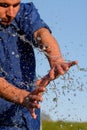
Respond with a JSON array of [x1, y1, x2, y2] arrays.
[[0, 0, 20, 25]]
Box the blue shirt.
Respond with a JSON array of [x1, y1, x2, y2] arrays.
[[0, 2, 50, 130]]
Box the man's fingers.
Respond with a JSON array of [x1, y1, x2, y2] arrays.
[[32, 87, 46, 95], [28, 94, 43, 102], [29, 108, 37, 119], [68, 61, 78, 68], [48, 60, 78, 80], [48, 67, 55, 80], [29, 102, 40, 109]]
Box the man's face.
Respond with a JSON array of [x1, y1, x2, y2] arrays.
[[0, 0, 20, 25]]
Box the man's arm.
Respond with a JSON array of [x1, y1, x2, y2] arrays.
[[34, 28, 78, 79], [0, 77, 27, 104], [34, 28, 63, 66], [0, 77, 44, 118]]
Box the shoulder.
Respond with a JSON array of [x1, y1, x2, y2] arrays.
[[15, 2, 37, 26], [19, 2, 36, 14], [15, 2, 37, 22]]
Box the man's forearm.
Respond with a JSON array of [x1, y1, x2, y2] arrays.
[[0, 77, 45, 119], [34, 28, 64, 67], [0, 77, 29, 104]]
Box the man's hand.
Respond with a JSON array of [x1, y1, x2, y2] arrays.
[[49, 60, 78, 80], [22, 87, 45, 119], [35, 60, 78, 91]]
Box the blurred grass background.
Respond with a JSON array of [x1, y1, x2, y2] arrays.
[[42, 120, 87, 130]]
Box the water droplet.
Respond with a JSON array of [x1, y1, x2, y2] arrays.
[[12, 51, 15, 55]]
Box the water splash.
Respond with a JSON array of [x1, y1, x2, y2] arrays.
[[0, 17, 87, 123]]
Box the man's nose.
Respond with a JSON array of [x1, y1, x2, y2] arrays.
[[7, 6, 14, 18]]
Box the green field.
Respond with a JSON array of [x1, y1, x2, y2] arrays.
[[42, 120, 87, 130]]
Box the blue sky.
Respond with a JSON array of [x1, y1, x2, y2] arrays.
[[22, 0, 87, 122]]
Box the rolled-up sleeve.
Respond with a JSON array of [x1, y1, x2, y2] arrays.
[[16, 2, 51, 40]]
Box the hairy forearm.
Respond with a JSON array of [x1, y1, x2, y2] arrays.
[[0, 77, 29, 104], [34, 28, 64, 66]]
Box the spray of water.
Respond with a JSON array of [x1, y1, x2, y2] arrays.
[[0, 19, 87, 123]]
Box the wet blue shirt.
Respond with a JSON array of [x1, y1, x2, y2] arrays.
[[0, 2, 50, 130]]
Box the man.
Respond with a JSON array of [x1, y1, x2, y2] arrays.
[[0, 0, 77, 129]]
